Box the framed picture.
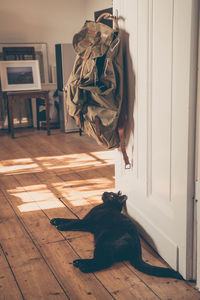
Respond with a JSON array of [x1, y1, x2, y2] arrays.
[[0, 60, 41, 91]]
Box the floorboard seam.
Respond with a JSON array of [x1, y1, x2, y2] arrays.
[[0, 243, 25, 300]]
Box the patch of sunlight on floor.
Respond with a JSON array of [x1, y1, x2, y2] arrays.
[[18, 200, 64, 212], [9, 184, 46, 192], [8, 184, 65, 213], [0, 150, 115, 175], [0, 158, 41, 175], [35, 153, 111, 170], [69, 199, 91, 206], [89, 150, 116, 162], [8, 184, 57, 202], [2, 149, 115, 212], [53, 177, 115, 206], [53, 177, 114, 193]]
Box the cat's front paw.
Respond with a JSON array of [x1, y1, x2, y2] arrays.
[[73, 259, 82, 268], [56, 225, 68, 231], [73, 259, 94, 273], [50, 218, 65, 226], [73, 259, 90, 273]]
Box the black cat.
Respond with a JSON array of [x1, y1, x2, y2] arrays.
[[50, 191, 182, 279]]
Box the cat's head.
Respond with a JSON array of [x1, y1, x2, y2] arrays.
[[102, 191, 127, 211]]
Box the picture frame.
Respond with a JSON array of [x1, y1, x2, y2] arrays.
[[0, 60, 41, 91]]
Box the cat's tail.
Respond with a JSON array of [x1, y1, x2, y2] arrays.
[[130, 256, 183, 279]]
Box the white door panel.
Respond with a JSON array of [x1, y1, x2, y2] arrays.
[[114, 0, 198, 279]]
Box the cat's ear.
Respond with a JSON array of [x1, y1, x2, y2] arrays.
[[120, 195, 127, 203], [118, 191, 122, 196]]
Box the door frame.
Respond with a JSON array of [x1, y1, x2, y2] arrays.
[[195, 7, 200, 289]]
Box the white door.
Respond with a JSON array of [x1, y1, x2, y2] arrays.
[[114, 0, 198, 279]]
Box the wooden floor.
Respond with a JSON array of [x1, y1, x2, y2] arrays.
[[0, 129, 200, 300]]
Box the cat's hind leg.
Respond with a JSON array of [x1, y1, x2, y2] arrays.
[[73, 258, 112, 273], [73, 246, 113, 273]]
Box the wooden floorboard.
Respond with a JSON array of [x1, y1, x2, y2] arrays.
[[0, 129, 200, 299]]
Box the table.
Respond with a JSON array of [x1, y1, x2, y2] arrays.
[[6, 90, 50, 138]]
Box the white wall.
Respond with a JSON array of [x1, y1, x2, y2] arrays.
[[0, 0, 112, 80], [0, 0, 85, 66]]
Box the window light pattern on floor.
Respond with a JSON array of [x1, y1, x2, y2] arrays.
[[1, 150, 115, 213]]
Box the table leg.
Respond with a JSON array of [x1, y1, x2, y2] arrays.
[[36, 98, 40, 130], [8, 95, 14, 138], [6, 96, 11, 133], [45, 95, 50, 136]]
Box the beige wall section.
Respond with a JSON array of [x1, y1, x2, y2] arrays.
[[85, 0, 112, 20], [0, 0, 112, 79], [0, 0, 85, 66]]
